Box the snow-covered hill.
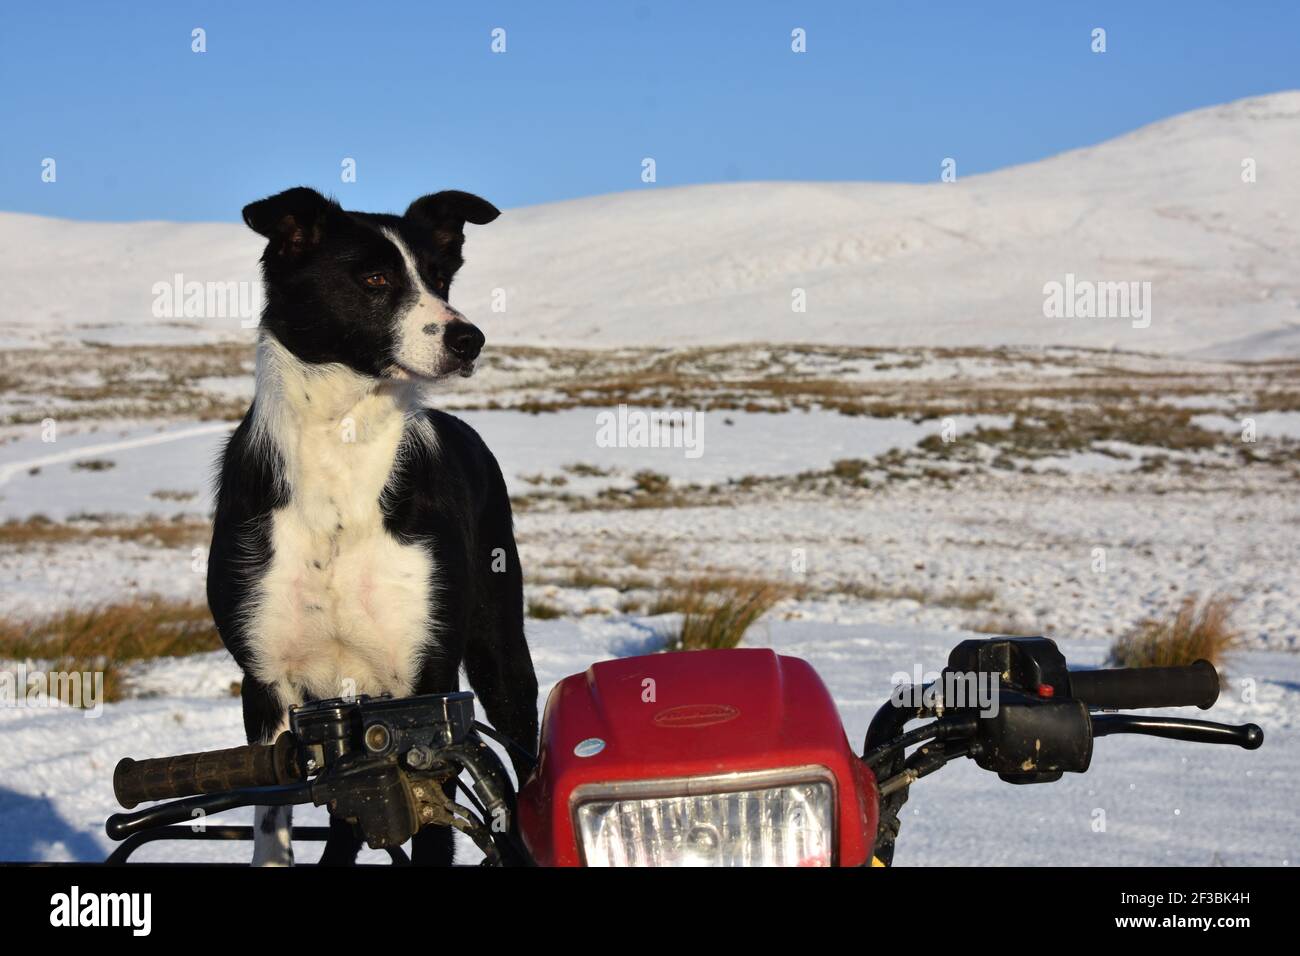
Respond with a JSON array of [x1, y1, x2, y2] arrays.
[[2, 92, 1298, 357]]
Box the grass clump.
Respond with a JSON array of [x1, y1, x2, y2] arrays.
[[0, 597, 221, 704], [966, 614, 1039, 637], [526, 599, 565, 620], [1108, 594, 1241, 672], [656, 578, 784, 652], [0, 514, 209, 549]]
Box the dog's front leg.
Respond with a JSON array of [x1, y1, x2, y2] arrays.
[[241, 677, 296, 866], [252, 805, 294, 867]]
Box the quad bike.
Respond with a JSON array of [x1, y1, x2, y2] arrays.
[[104, 636, 1263, 866]]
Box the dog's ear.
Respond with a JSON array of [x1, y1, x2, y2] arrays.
[[242, 187, 339, 259], [404, 191, 500, 255]]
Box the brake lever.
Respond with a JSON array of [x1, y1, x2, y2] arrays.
[[106, 782, 313, 840], [1091, 714, 1263, 750]]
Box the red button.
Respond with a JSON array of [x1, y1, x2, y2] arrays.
[[1037, 684, 1055, 698]]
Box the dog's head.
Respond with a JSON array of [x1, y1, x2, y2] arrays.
[[243, 187, 499, 381]]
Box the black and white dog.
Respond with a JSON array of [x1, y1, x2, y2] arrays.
[[207, 187, 537, 866]]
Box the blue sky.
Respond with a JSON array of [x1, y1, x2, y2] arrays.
[[2, 1, 1296, 222]]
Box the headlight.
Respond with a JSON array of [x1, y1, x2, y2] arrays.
[[574, 768, 836, 867]]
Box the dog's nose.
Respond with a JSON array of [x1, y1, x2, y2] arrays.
[[444, 321, 485, 362]]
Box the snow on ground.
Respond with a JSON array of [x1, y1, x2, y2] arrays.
[[3, 404, 1296, 651], [518, 481, 1300, 650], [1, 538, 203, 619], [0, 409, 1009, 521], [0, 421, 232, 520], [1193, 411, 1300, 441], [470, 409, 1008, 492], [1, 617, 1294, 866], [1, 395, 1295, 864]]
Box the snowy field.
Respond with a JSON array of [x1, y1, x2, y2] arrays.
[[1, 341, 1296, 865]]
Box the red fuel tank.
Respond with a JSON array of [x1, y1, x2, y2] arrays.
[[516, 648, 879, 866]]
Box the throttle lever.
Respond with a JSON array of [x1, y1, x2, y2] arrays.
[[1091, 715, 1263, 749]]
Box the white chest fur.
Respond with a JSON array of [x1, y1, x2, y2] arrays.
[[245, 341, 437, 706]]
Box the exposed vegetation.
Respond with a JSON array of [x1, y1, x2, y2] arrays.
[[71, 458, 115, 472], [1108, 593, 1241, 673], [965, 614, 1041, 637], [0, 514, 209, 550], [525, 599, 564, 620], [656, 578, 785, 653], [0, 597, 222, 704], [0, 342, 252, 425], [835, 580, 997, 610], [7, 342, 1297, 433]]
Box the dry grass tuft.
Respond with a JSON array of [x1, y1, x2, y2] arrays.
[[1108, 593, 1241, 672], [966, 614, 1040, 637], [526, 599, 565, 620], [0, 514, 209, 550], [837, 579, 997, 610], [656, 578, 785, 652], [72, 459, 116, 471], [0, 597, 221, 704]]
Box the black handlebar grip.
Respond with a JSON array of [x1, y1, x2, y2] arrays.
[[1067, 659, 1220, 711], [113, 731, 301, 809]]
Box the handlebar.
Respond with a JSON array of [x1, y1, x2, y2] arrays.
[[866, 639, 1263, 866], [107, 692, 525, 860], [113, 732, 301, 809], [1067, 659, 1220, 711], [104, 642, 1264, 868]]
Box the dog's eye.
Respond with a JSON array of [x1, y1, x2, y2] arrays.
[[433, 278, 447, 292], [362, 273, 389, 288]]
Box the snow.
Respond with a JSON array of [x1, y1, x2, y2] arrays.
[[0, 422, 233, 519], [0, 411, 1011, 521], [1, 416, 1295, 862], [0, 539, 204, 620], [1027, 451, 1145, 474], [516, 489, 1300, 651], [3, 93, 1300, 359], [1192, 412, 1300, 441], [474, 409, 1009, 492]]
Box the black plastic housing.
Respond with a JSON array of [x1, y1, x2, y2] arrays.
[[289, 691, 476, 772], [946, 636, 1069, 692], [972, 690, 1093, 778], [945, 636, 1089, 784]]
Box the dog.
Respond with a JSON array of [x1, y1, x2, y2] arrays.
[[207, 186, 538, 866]]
